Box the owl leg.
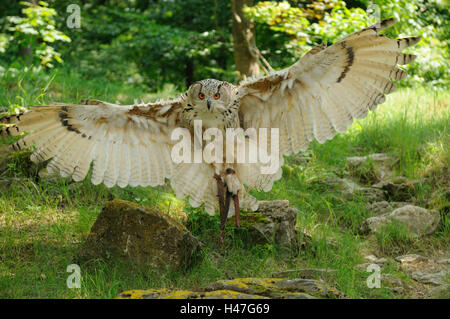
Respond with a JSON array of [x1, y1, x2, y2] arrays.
[[224, 168, 241, 228], [214, 174, 230, 244], [233, 194, 240, 227]]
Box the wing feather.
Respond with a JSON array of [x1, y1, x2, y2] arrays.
[[1, 98, 185, 188], [238, 18, 419, 193]]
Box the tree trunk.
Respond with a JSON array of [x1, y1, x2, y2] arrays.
[[231, 0, 260, 80]]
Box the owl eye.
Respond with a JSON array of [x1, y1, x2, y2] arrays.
[[198, 93, 205, 100], [214, 93, 221, 100]]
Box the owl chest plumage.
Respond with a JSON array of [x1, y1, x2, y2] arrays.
[[180, 101, 240, 130]]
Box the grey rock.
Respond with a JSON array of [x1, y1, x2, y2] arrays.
[[369, 201, 411, 215], [272, 268, 337, 279], [323, 177, 385, 202], [411, 270, 449, 286], [396, 254, 429, 265], [437, 258, 450, 265], [79, 199, 202, 270], [372, 177, 419, 201], [428, 285, 450, 299], [382, 274, 405, 292], [369, 201, 393, 215], [272, 279, 346, 298], [229, 200, 299, 251], [118, 277, 346, 299], [346, 153, 392, 183], [360, 205, 440, 236], [347, 153, 391, 167], [364, 254, 389, 265], [391, 202, 412, 209]]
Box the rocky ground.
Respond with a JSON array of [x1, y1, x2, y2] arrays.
[[75, 153, 448, 299]]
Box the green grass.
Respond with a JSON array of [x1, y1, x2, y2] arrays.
[[0, 68, 449, 298]]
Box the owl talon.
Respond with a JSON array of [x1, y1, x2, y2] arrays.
[[233, 194, 240, 227]]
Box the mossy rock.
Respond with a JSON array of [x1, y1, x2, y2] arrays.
[[0, 149, 42, 178], [372, 177, 419, 202], [117, 289, 268, 299], [226, 200, 299, 252], [79, 199, 202, 271], [117, 277, 346, 299]]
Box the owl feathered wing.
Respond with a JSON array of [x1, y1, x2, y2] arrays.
[[238, 18, 420, 157], [0, 18, 420, 216], [0, 98, 185, 188]]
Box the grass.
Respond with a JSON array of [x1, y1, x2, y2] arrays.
[[0, 68, 449, 299]]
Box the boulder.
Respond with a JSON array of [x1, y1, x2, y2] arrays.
[[79, 199, 202, 270], [347, 153, 391, 167], [396, 254, 429, 268], [346, 153, 392, 183], [227, 200, 299, 251], [372, 177, 419, 201], [411, 270, 449, 286], [429, 284, 450, 299], [272, 268, 337, 280], [381, 274, 406, 293], [369, 201, 393, 215], [364, 254, 389, 265], [117, 277, 346, 299], [323, 177, 385, 202], [359, 205, 440, 236], [368, 201, 411, 215]]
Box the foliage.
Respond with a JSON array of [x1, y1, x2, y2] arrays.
[[0, 0, 447, 89], [48, 0, 235, 90], [245, 0, 449, 87], [0, 1, 71, 68]]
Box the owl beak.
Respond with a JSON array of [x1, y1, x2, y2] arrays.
[[207, 100, 211, 111]]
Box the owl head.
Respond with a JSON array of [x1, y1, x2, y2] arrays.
[[187, 79, 236, 113]]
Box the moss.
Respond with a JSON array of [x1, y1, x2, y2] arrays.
[[226, 212, 271, 228], [4, 149, 38, 177], [116, 288, 265, 299], [116, 278, 345, 299]]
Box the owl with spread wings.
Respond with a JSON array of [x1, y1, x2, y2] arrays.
[[0, 19, 420, 239]]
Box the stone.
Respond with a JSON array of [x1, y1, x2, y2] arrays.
[[117, 289, 269, 299], [411, 270, 449, 286], [396, 254, 429, 265], [368, 201, 411, 215], [227, 200, 299, 251], [347, 153, 391, 167], [78, 199, 202, 270], [382, 274, 405, 292], [437, 258, 450, 265], [273, 279, 345, 298], [271, 268, 337, 279], [369, 201, 393, 215], [117, 277, 346, 299], [323, 177, 385, 202], [372, 177, 419, 201], [428, 285, 450, 299], [359, 205, 440, 236], [346, 153, 392, 183], [364, 254, 389, 265]]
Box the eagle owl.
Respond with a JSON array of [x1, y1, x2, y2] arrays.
[[0, 19, 420, 236]]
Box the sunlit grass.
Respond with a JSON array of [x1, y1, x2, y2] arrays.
[[0, 68, 448, 298]]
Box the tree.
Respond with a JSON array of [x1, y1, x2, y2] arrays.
[[231, 0, 260, 79]]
